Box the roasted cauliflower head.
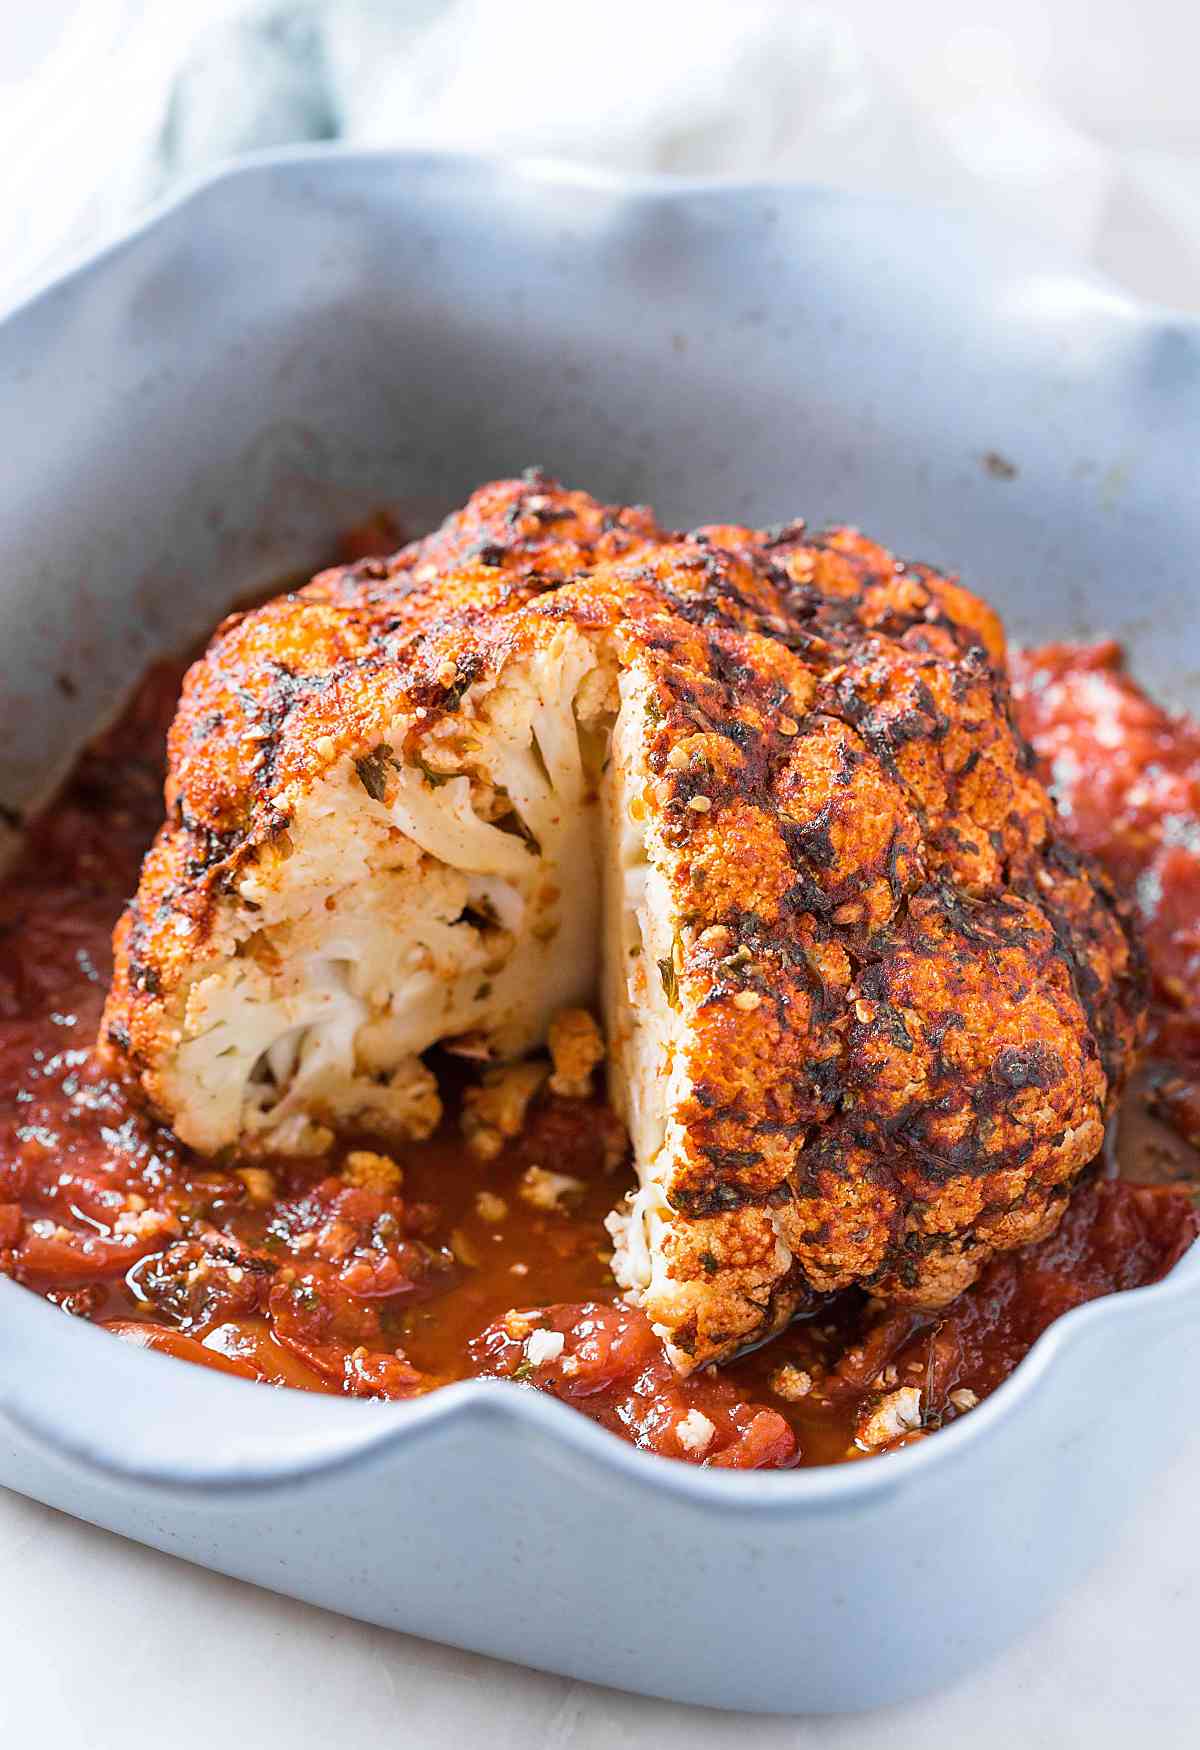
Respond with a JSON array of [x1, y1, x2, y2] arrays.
[[101, 474, 1145, 1371]]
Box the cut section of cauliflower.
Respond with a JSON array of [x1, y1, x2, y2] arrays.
[[102, 475, 1145, 1371], [121, 616, 614, 1157], [600, 651, 816, 1367]]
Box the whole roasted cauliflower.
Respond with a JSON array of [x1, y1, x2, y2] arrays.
[[101, 473, 1144, 1371]]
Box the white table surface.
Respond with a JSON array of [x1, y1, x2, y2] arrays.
[[3, 1431, 1198, 1744], [4, 1, 1200, 1742]]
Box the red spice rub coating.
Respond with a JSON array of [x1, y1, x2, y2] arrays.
[[101, 476, 1145, 1366]]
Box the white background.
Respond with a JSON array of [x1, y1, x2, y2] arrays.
[[3, 2, 1200, 1743]]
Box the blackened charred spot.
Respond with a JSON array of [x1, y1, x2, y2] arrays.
[[921, 881, 1014, 950], [353, 743, 395, 803], [993, 1044, 1064, 1090], [666, 773, 720, 823], [927, 1014, 967, 1051], [883, 824, 915, 896], [781, 870, 833, 918], [769, 621, 832, 659], [891, 1123, 990, 1184], [409, 651, 487, 715], [714, 716, 759, 753], [870, 1004, 915, 1054], [639, 617, 683, 659], [471, 541, 508, 567], [503, 486, 578, 532], [1043, 834, 1090, 883], [866, 701, 947, 757], [190, 710, 224, 744], [778, 812, 837, 872], [833, 737, 862, 783], [705, 639, 762, 697], [128, 959, 161, 997], [829, 671, 867, 727], [941, 824, 981, 859], [1041, 897, 1103, 1033], [760, 520, 808, 549], [788, 951, 843, 1029], [178, 804, 239, 877], [803, 1055, 846, 1109], [245, 664, 337, 794], [342, 556, 393, 589], [852, 963, 888, 1005], [1017, 732, 1040, 773], [676, 1154, 768, 1215]]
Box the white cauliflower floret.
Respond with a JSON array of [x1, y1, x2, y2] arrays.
[[518, 1164, 585, 1212], [600, 663, 781, 1368], [341, 1150, 404, 1192], [674, 1409, 716, 1455], [547, 1007, 605, 1097], [524, 1329, 565, 1367], [462, 1061, 549, 1161], [856, 1387, 924, 1449], [157, 630, 615, 1156], [770, 1364, 813, 1402]]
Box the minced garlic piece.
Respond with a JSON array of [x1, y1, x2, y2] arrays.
[[525, 1329, 565, 1367], [475, 1190, 508, 1224]]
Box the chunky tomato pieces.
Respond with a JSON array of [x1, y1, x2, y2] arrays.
[[820, 1179, 1199, 1425], [1013, 642, 1200, 1139], [471, 1300, 797, 1467]]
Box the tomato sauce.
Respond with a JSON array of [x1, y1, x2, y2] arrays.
[[0, 637, 1196, 1470], [1012, 641, 1200, 1152]]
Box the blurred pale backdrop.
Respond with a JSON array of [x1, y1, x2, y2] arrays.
[[4, 0, 1200, 310]]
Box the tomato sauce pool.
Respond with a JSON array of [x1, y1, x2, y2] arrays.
[[1, 637, 1197, 1470]]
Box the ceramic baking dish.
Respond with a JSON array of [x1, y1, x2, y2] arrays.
[[1, 151, 1198, 1715]]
